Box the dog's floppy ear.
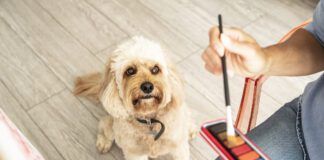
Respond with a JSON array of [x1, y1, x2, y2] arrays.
[[99, 57, 129, 119], [166, 64, 184, 107]]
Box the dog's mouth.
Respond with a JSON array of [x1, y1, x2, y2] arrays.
[[132, 94, 161, 106]]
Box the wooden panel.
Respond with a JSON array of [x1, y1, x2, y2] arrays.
[[35, 0, 127, 53], [184, 84, 224, 124], [189, 146, 208, 160], [0, 0, 104, 89], [0, 0, 109, 119], [28, 90, 117, 160], [243, 14, 291, 47], [95, 38, 128, 64], [0, 81, 63, 160], [184, 0, 265, 27], [185, 84, 222, 159], [86, 0, 199, 62], [190, 137, 218, 160], [0, 18, 64, 109], [253, 0, 314, 28], [139, 0, 212, 47]]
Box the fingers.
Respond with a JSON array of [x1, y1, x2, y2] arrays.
[[209, 26, 220, 45], [204, 63, 221, 75], [221, 34, 255, 57], [202, 47, 222, 75], [209, 26, 255, 57], [202, 46, 237, 76], [204, 26, 264, 77], [209, 26, 225, 56], [220, 27, 257, 57], [223, 27, 255, 43]]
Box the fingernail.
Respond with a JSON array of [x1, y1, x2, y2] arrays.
[[221, 34, 232, 47]]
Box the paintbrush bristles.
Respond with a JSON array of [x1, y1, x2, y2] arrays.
[[226, 106, 237, 145], [226, 105, 235, 135]]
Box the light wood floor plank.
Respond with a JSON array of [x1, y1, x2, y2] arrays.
[[95, 38, 129, 64], [0, 81, 64, 160], [28, 90, 117, 160], [243, 14, 291, 47], [139, 0, 212, 47], [184, 0, 265, 27], [0, 0, 109, 119], [86, 0, 199, 62], [0, 18, 65, 109], [185, 85, 222, 159], [185, 84, 224, 124], [35, 0, 127, 53], [0, 0, 104, 89], [252, 0, 315, 28]]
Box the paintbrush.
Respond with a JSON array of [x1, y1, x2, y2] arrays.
[[218, 14, 236, 143]]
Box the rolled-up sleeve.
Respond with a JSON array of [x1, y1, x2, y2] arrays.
[[305, 0, 324, 46]]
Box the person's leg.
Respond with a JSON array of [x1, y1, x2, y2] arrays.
[[246, 97, 305, 160]]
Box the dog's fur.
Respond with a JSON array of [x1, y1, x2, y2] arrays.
[[74, 37, 196, 160]]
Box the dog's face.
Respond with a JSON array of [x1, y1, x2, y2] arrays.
[[120, 60, 170, 118], [100, 37, 182, 119]]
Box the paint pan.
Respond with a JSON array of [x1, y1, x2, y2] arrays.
[[200, 119, 269, 160]]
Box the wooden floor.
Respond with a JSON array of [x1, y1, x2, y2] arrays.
[[0, 0, 320, 159]]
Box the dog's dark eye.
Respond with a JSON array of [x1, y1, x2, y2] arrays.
[[151, 65, 160, 75], [125, 67, 137, 76]]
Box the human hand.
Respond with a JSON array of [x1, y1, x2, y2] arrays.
[[202, 27, 270, 78]]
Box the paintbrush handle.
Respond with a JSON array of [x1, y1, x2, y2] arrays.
[[218, 15, 231, 106], [221, 56, 231, 106]]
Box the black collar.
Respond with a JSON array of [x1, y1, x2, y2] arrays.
[[136, 118, 165, 141]]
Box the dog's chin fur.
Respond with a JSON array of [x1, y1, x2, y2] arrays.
[[73, 36, 196, 160]]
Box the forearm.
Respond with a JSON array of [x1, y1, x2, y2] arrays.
[[263, 29, 324, 76]]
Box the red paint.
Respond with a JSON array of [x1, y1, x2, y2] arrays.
[[231, 144, 252, 156]]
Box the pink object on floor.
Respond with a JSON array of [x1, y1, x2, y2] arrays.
[[0, 108, 44, 160]]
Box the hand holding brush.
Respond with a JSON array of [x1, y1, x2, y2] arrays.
[[202, 18, 269, 78]]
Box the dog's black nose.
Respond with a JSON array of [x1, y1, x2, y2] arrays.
[[141, 82, 154, 93]]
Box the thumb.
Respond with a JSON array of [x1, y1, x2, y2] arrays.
[[221, 34, 253, 57]]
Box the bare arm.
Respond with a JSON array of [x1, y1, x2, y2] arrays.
[[265, 29, 324, 76]]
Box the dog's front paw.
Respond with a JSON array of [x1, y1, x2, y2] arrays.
[[96, 134, 113, 154]]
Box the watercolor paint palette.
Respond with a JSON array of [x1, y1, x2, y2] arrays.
[[200, 119, 269, 160]]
